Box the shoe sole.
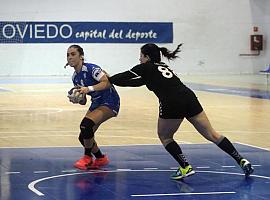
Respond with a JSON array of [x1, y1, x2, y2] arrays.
[[74, 161, 93, 170], [171, 171, 196, 180], [86, 160, 109, 170], [95, 161, 109, 166], [92, 159, 110, 168], [74, 164, 87, 170], [87, 163, 108, 170]]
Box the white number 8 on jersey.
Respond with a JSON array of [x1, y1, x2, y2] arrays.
[[158, 66, 173, 78]]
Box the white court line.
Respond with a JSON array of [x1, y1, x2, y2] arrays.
[[0, 142, 267, 150], [170, 167, 178, 170], [235, 142, 269, 151], [0, 108, 63, 111], [0, 108, 63, 116], [21, 89, 66, 92], [196, 166, 210, 169], [205, 88, 230, 91], [5, 172, 21, 174], [203, 104, 270, 108], [0, 134, 177, 141], [143, 168, 158, 170], [117, 169, 132, 171], [4, 164, 263, 176], [0, 133, 191, 144], [61, 169, 77, 173], [222, 166, 236, 168], [34, 171, 49, 174], [131, 191, 236, 197], [28, 170, 123, 196], [1, 130, 270, 134], [0, 87, 15, 92], [0, 143, 187, 149], [2, 129, 270, 147], [28, 169, 270, 197]]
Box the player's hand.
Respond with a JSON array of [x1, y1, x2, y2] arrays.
[[78, 87, 90, 94]]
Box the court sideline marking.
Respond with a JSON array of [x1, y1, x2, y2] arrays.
[[28, 169, 270, 197], [131, 191, 236, 197]]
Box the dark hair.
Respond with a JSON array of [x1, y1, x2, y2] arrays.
[[140, 43, 182, 63], [64, 44, 84, 68], [68, 44, 84, 56]]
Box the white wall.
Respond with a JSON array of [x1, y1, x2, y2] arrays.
[[0, 0, 269, 76]]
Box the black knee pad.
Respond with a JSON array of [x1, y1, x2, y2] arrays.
[[80, 117, 95, 139]]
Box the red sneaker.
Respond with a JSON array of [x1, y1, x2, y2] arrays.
[[74, 155, 93, 170], [89, 155, 110, 169], [94, 154, 110, 166]]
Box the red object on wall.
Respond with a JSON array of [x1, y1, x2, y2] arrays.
[[250, 35, 263, 50]]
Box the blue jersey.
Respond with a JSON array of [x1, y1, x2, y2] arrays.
[[72, 63, 120, 114], [72, 63, 110, 99]]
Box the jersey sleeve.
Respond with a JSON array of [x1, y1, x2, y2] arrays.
[[129, 64, 146, 77], [91, 66, 105, 82], [109, 70, 145, 87]]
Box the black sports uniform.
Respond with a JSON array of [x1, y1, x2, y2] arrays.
[[109, 62, 203, 119]]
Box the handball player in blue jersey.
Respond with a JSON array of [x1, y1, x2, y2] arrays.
[[107, 43, 254, 180], [66, 45, 120, 170]]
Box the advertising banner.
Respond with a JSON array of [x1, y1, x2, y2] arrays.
[[0, 22, 173, 43]]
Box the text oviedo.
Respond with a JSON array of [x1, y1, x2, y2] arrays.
[[0, 22, 173, 43], [2, 23, 72, 39]]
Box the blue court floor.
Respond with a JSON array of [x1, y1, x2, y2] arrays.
[[0, 143, 269, 200]]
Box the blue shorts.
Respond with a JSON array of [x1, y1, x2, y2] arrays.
[[89, 87, 120, 115]]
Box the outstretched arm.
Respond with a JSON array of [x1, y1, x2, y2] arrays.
[[109, 71, 145, 87]]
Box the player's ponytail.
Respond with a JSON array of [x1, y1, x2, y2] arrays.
[[141, 43, 182, 63], [159, 43, 182, 61]]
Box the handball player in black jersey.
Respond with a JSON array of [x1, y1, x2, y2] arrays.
[[108, 43, 254, 180]]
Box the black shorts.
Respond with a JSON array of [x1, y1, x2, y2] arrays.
[[159, 87, 203, 119]]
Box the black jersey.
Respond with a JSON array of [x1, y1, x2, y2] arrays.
[[129, 62, 185, 100], [109, 62, 203, 119]]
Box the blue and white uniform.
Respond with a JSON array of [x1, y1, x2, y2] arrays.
[[72, 63, 120, 115]]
